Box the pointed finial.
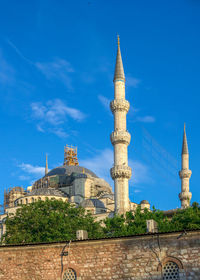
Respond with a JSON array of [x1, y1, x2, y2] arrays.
[[113, 35, 125, 82], [182, 123, 189, 154], [117, 34, 120, 47]]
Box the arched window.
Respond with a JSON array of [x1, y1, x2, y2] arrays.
[[32, 198, 34, 203], [62, 268, 77, 280], [163, 261, 180, 280], [26, 198, 28, 204]]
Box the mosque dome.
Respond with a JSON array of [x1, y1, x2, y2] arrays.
[[80, 199, 105, 209], [45, 165, 98, 178]]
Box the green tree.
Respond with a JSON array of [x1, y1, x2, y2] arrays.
[[170, 202, 200, 231], [2, 199, 103, 244], [103, 204, 200, 237]]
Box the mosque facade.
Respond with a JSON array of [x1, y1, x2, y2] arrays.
[[0, 39, 192, 238]]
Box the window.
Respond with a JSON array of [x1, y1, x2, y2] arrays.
[[163, 261, 180, 280], [63, 268, 77, 280]]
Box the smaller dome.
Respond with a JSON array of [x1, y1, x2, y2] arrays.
[[140, 200, 150, 204], [80, 199, 105, 209]]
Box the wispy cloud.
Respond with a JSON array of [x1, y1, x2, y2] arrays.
[[50, 127, 68, 138], [31, 99, 86, 124], [98, 95, 110, 112], [35, 58, 74, 90], [6, 39, 75, 91], [80, 148, 152, 189], [6, 39, 33, 65], [0, 50, 15, 86], [18, 163, 45, 177], [80, 148, 113, 186], [136, 116, 155, 123], [126, 75, 141, 88], [31, 99, 86, 138]]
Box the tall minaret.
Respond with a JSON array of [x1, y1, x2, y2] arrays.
[[110, 36, 132, 215], [179, 124, 192, 208], [45, 154, 48, 175]]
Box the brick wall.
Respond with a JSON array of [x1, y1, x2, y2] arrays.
[[0, 230, 199, 280]]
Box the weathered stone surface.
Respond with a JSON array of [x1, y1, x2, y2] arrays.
[[0, 231, 199, 279]]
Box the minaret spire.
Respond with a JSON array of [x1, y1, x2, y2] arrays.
[[182, 123, 189, 154], [45, 154, 48, 175], [113, 35, 125, 82], [179, 124, 192, 208], [110, 36, 132, 215]]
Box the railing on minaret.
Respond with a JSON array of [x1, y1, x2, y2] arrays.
[[110, 36, 132, 215], [179, 124, 192, 208], [64, 145, 79, 166]]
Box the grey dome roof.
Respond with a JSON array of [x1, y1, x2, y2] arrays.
[[140, 200, 150, 204], [80, 199, 105, 209], [24, 188, 67, 198], [45, 165, 98, 178]]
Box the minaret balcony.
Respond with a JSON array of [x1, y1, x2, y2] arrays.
[[110, 165, 132, 179], [110, 99, 130, 113], [179, 191, 192, 201], [110, 130, 131, 145], [179, 169, 192, 179]]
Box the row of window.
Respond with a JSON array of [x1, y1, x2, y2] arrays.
[[15, 196, 65, 206], [63, 261, 181, 280], [15, 197, 42, 206]]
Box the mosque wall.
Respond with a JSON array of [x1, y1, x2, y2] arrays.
[[0, 230, 199, 280]]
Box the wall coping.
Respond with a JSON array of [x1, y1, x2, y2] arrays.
[[0, 229, 199, 251]]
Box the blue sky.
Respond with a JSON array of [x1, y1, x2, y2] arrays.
[[0, 0, 199, 211]]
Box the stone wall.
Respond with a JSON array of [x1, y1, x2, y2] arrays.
[[0, 230, 199, 280]]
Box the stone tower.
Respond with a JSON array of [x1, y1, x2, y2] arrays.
[[110, 37, 132, 215], [179, 124, 192, 208]]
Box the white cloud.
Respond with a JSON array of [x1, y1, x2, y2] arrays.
[[51, 127, 68, 138], [136, 116, 155, 123], [35, 58, 74, 90], [80, 148, 152, 189], [80, 148, 113, 186], [98, 95, 110, 112], [126, 76, 141, 88], [36, 124, 45, 132], [31, 99, 86, 125], [31, 99, 86, 138], [18, 163, 45, 176]]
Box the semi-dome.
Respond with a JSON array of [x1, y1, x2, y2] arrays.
[[80, 199, 105, 209], [45, 165, 98, 178]]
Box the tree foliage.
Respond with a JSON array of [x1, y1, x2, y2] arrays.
[[2, 199, 103, 244], [2, 199, 200, 245], [103, 202, 200, 237]]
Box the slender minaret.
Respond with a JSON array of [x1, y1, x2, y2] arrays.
[[45, 154, 48, 175], [179, 124, 192, 208], [110, 36, 132, 215]]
